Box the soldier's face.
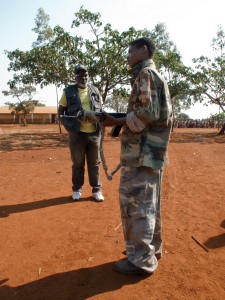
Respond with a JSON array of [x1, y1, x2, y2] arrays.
[[127, 44, 148, 68], [76, 70, 88, 88], [127, 45, 143, 68]]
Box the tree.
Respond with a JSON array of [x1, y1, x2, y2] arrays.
[[210, 111, 225, 121], [104, 92, 128, 113], [2, 86, 44, 126], [71, 7, 150, 101], [5, 7, 188, 106], [72, 14, 190, 104], [210, 112, 225, 134], [149, 23, 192, 116], [177, 112, 190, 120], [189, 25, 225, 134], [32, 8, 54, 47], [5, 7, 143, 96]]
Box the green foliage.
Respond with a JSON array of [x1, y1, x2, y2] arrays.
[[32, 8, 54, 47], [5, 6, 189, 106], [5, 25, 81, 88], [2, 85, 44, 126], [176, 112, 190, 120], [104, 93, 128, 113], [71, 6, 151, 101], [210, 111, 225, 121], [150, 23, 192, 115], [188, 25, 225, 113], [2, 85, 37, 100], [210, 109, 225, 135], [211, 24, 225, 54]]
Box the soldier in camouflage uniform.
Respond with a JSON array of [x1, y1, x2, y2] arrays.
[[102, 37, 172, 275]]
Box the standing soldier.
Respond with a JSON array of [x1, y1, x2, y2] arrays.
[[102, 37, 172, 275]]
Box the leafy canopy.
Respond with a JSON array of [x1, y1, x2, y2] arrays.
[[2, 85, 45, 126], [188, 25, 225, 113], [5, 6, 189, 108]]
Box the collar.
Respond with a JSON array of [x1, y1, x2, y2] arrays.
[[130, 59, 156, 85]]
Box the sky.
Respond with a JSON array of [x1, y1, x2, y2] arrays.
[[0, 0, 224, 119]]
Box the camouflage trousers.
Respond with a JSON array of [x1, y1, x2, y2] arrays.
[[119, 165, 163, 273]]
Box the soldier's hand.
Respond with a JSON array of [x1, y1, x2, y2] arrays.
[[101, 112, 117, 127]]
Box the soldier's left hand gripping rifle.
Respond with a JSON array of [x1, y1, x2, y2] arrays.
[[59, 110, 126, 180]]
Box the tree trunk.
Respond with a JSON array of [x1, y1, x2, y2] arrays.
[[58, 119, 62, 133], [23, 115, 27, 127], [218, 123, 225, 135], [55, 85, 62, 133]]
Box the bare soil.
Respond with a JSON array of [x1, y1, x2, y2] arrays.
[[0, 124, 224, 300]]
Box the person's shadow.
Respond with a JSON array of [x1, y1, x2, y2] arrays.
[[204, 220, 225, 249], [0, 262, 148, 300], [0, 196, 99, 218]]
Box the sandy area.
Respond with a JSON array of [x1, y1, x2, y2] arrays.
[[0, 124, 224, 300]]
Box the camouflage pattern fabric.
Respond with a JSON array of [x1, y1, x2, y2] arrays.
[[119, 165, 162, 273], [118, 59, 172, 273], [121, 59, 172, 170]]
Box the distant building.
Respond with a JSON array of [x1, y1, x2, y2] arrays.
[[0, 106, 58, 124]]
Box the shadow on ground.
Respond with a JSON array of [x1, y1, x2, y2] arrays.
[[1, 128, 225, 152], [0, 262, 147, 300], [170, 130, 225, 144], [0, 196, 108, 218], [203, 219, 225, 249], [0, 132, 68, 151]]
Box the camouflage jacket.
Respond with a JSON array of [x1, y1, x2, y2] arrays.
[[121, 59, 173, 170]]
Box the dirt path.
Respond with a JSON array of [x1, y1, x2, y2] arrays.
[[0, 125, 224, 300]]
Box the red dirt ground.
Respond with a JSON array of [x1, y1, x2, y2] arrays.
[[0, 124, 224, 300]]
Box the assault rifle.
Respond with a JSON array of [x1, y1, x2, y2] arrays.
[[60, 111, 126, 137], [95, 112, 126, 137]]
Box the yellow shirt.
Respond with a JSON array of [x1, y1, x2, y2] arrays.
[[59, 87, 95, 133]]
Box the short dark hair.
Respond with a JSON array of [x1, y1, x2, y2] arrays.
[[129, 37, 156, 58]]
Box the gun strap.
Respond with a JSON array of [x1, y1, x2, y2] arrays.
[[99, 130, 121, 181]]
